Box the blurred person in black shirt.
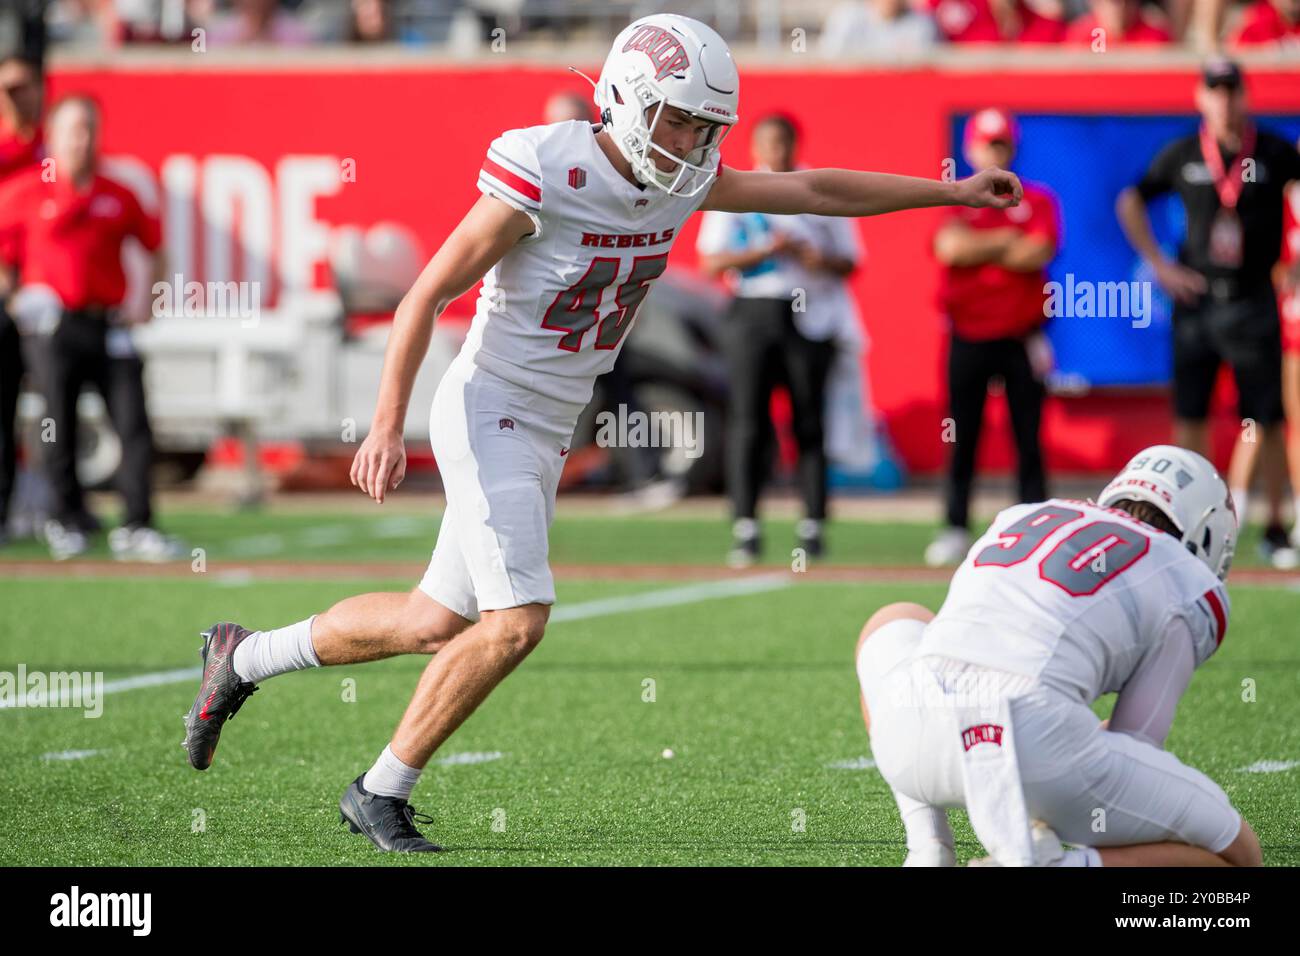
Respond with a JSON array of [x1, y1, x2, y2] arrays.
[[1117, 57, 1300, 566]]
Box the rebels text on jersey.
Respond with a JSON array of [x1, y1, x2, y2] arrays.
[[919, 498, 1230, 704], [467, 119, 719, 405]]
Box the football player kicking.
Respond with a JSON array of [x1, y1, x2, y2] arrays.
[[181, 13, 1023, 852], [855, 445, 1263, 867]]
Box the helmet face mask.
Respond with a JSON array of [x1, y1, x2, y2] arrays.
[[634, 97, 732, 194], [594, 15, 739, 198], [1097, 445, 1238, 581]]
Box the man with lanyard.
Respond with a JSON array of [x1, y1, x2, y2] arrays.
[[1118, 58, 1300, 561], [0, 54, 42, 547], [0, 95, 181, 561]]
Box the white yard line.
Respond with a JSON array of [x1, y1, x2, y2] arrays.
[[2, 575, 790, 710], [826, 757, 877, 771], [549, 573, 789, 623], [434, 751, 505, 766], [1235, 759, 1300, 774], [41, 749, 106, 761]]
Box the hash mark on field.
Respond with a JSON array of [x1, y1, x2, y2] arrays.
[[826, 757, 877, 771], [41, 749, 105, 762], [435, 751, 504, 766], [1235, 759, 1300, 774]]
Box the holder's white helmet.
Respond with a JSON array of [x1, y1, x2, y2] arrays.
[[1097, 445, 1237, 580], [594, 14, 739, 198]]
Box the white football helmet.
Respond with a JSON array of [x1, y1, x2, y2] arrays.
[[593, 14, 739, 197], [1096, 444, 1237, 580]]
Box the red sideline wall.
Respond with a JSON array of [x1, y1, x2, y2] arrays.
[[48, 64, 1300, 475]]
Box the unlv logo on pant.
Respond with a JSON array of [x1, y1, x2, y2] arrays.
[[961, 723, 1004, 751], [621, 24, 691, 81]]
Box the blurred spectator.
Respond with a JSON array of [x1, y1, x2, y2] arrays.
[[928, 0, 1012, 42], [0, 55, 43, 547], [0, 96, 183, 561], [1117, 59, 1300, 567], [1065, 0, 1174, 44], [206, 0, 314, 45], [1229, 0, 1300, 45], [1016, 0, 1071, 40], [543, 89, 594, 125], [347, 0, 393, 43], [818, 0, 940, 57], [697, 114, 862, 567], [926, 108, 1059, 567], [0, 1, 48, 63], [46, 0, 125, 45]]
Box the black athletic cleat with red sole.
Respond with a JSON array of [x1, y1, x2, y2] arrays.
[[339, 775, 443, 852], [183, 622, 259, 770]]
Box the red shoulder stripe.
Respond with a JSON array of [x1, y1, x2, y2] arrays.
[[481, 158, 541, 202], [1203, 589, 1227, 647]]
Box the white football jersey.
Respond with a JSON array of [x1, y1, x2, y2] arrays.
[[463, 119, 718, 406], [919, 498, 1230, 704]]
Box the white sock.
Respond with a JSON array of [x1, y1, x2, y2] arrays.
[[231, 616, 320, 683], [733, 517, 758, 541], [894, 788, 954, 854], [1231, 488, 1248, 527], [796, 518, 822, 540], [362, 744, 422, 801]]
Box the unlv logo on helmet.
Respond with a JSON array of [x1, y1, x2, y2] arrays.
[[621, 24, 691, 81]]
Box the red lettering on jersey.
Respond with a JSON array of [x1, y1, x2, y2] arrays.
[[577, 230, 676, 247], [622, 25, 691, 82]]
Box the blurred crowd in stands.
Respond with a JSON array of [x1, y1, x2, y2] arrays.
[[0, 0, 1296, 56]]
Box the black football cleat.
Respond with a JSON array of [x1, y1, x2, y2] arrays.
[[339, 775, 442, 852], [182, 622, 259, 770]]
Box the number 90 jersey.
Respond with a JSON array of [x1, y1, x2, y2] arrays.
[[464, 119, 718, 407], [918, 498, 1231, 704]]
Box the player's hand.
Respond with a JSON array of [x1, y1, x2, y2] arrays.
[[956, 167, 1023, 209], [1280, 261, 1300, 295], [1154, 259, 1207, 305], [767, 231, 802, 257], [351, 426, 406, 504]]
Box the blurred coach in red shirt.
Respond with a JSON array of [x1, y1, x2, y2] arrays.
[[0, 94, 180, 561], [0, 54, 42, 547], [925, 108, 1060, 566]]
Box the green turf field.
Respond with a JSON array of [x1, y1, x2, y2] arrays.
[[2, 511, 1298, 866]]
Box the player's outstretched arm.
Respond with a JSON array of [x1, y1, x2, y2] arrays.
[[351, 194, 534, 503], [700, 165, 1023, 217]]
